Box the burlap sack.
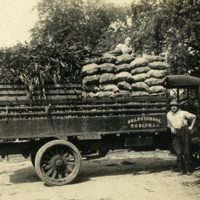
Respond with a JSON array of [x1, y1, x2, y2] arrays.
[[102, 53, 117, 63], [132, 73, 149, 82], [117, 81, 132, 91], [131, 91, 149, 96], [130, 58, 148, 69], [99, 84, 119, 92], [115, 64, 132, 73], [142, 54, 165, 62], [147, 69, 166, 78], [98, 63, 116, 73], [87, 92, 96, 98], [149, 86, 166, 94], [83, 84, 100, 92], [144, 77, 165, 86], [95, 91, 115, 98], [82, 92, 96, 98], [104, 49, 122, 56], [82, 63, 99, 75], [148, 62, 169, 70], [82, 91, 87, 98], [132, 82, 149, 92], [115, 72, 133, 83], [82, 75, 100, 85], [99, 73, 117, 84], [131, 66, 150, 75], [84, 57, 105, 65], [115, 90, 131, 97], [115, 54, 135, 65]]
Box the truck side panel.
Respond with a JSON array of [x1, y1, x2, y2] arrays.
[[0, 114, 167, 139]]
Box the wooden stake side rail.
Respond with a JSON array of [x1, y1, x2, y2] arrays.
[[0, 108, 167, 118], [0, 83, 167, 119], [0, 102, 167, 111], [0, 96, 166, 106], [0, 89, 82, 96], [0, 83, 166, 104], [0, 83, 82, 89], [0, 82, 83, 105], [0, 95, 82, 106]]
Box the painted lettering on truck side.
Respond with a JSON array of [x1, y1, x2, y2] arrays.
[[128, 117, 162, 129]]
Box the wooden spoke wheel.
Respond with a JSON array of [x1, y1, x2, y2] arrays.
[[35, 140, 82, 186]]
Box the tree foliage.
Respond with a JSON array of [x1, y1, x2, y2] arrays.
[[0, 41, 89, 92], [31, 0, 128, 49], [97, 0, 200, 75], [0, 0, 129, 93], [133, 0, 200, 75]]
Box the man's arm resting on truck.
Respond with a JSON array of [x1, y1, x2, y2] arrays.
[[182, 111, 197, 130]]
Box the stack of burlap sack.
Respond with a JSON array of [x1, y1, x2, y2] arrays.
[[82, 54, 169, 99]]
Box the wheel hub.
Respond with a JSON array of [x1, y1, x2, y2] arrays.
[[55, 159, 63, 167], [51, 155, 65, 169]]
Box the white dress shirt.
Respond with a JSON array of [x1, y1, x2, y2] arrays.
[[167, 110, 196, 129]]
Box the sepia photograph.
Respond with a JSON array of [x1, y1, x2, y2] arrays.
[[0, 0, 200, 199]]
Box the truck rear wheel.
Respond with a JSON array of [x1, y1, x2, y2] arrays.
[[35, 140, 82, 186]]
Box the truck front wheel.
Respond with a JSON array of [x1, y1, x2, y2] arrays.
[[35, 140, 82, 186]]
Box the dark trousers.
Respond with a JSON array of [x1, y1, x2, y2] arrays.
[[172, 126, 192, 172]]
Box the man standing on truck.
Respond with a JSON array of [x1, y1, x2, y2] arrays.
[[167, 100, 196, 175]]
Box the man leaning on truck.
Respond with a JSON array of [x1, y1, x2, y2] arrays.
[[167, 100, 196, 176]]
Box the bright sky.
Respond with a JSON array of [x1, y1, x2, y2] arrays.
[[0, 0, 134, 48], [0, 0, 39, 47]]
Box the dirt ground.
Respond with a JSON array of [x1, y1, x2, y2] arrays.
[[0, 150, 200, 200]]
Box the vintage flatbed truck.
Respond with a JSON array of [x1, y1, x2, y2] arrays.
[[0, 74, 200, 186]]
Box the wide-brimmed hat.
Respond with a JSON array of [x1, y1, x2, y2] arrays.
[[170, 100, 179, 106]]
